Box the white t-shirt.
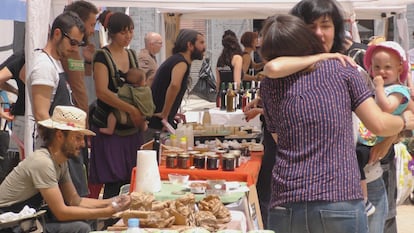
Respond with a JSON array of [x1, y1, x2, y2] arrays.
[[27, 50, 64, 107]]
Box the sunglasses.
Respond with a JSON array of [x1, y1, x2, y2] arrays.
[[62, 31, 85, 47]]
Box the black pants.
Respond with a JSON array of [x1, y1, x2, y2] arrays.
[[356, 144, 371, 180], [256, 126, 277, 228]]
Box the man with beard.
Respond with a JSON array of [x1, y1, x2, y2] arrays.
[[28, 11, 85, 138], [0, 106, 131, 233], [147, 29, 205, 140]]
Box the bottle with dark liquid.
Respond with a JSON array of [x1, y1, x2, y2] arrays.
[[238, 83, 245, 110], [250, 81, 257, 100], [153, 131, 161, 165], [220, 82, 227, 110]]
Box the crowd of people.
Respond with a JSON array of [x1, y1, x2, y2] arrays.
[[0, 0, 414, 232]]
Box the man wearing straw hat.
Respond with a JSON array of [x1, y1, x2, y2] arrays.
[[0, 106, 131, 233]]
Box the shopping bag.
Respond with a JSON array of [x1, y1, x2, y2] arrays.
[[190, 58, 217, 102], [394, 142, 414, 205]]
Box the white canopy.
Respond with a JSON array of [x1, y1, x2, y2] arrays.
[[59, 0, 413, 19]]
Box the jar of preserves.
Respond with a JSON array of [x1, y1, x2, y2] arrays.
[[177, 153, 190, 169], [222, 154, 236, 171], [166, 154, 177, 168], [207, 154, 219, 170], [193, 154, 206, 169], [230, 150, 242, 167]]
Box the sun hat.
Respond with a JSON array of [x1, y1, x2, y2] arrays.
[[37, 105, 95, 136], [364, 41, 409, 83]]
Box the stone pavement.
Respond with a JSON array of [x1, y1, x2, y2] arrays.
[[397, 202, 414, 233]]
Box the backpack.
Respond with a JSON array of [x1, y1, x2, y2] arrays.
[[90, 48, 140, 136]]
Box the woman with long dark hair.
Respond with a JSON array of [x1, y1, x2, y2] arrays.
[[216, 30, 243, 91]]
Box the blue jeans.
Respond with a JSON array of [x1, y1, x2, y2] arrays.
[[367, 177, 388, 233], [267, 200, 367, 233]]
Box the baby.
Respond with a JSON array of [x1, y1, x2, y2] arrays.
[[100, 67, 155, 135], [357, 41, 414, 216]]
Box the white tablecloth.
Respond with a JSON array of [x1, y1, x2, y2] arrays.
[[184, 108, 261, 129]]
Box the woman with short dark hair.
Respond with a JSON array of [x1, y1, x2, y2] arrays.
[[260, 13, 414, 233]]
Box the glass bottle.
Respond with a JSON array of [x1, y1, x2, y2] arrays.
[[202, 108, 211, 125], [250, 81, 256, 100], [238, 83, 245, 110], [226, 83, 236, 112], [233, 82, 240, 110], [242, 83, 250, 112], [220, 82, 227, 110], [153, 131, 161, 165]]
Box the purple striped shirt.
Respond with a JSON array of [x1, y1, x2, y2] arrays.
[[261, 59, 372, 207]]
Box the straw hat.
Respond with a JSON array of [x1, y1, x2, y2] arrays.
[[37, 106, 95, 136], [364, 41, 409, 83]]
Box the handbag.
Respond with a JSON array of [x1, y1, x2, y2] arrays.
[[190, 58, 217, 102]]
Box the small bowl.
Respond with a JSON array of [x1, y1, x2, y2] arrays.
[[189, 182, 207, 194], [168, 173, 189, 185]]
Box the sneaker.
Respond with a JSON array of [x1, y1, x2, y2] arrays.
[[365, 200, 376, 216]]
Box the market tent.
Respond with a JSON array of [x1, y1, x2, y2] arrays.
[[18, 0, 414, 154]]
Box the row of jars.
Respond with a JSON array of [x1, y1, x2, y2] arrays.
[[165, 150, 243, 171]]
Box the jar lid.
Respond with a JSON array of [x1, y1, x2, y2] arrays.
[[229, 150, 241, 156], [188, 150, 201, 155], [178, 153, 190, 158], [207, 154, 219, 158], [203, 152, 216, 156], [166, 154, 177, 157], [193, 153, 205, 158], [223, 153, 235, 159]]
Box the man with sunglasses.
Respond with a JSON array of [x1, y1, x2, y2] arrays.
[[27, 11, 86, 179]]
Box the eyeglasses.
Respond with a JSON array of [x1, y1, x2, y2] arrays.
[[62, 31, 85, 47]]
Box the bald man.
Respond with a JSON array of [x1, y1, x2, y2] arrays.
[[137, 32, 163, 87]]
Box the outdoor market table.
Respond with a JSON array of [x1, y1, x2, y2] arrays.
[[129, 151, 263, 193]]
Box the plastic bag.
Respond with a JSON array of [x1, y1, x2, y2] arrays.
[[190, 58, 217, 102], [394, 142, 414, 205]]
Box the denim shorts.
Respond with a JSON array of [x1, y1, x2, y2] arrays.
[[268, 200, 368, 233]]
